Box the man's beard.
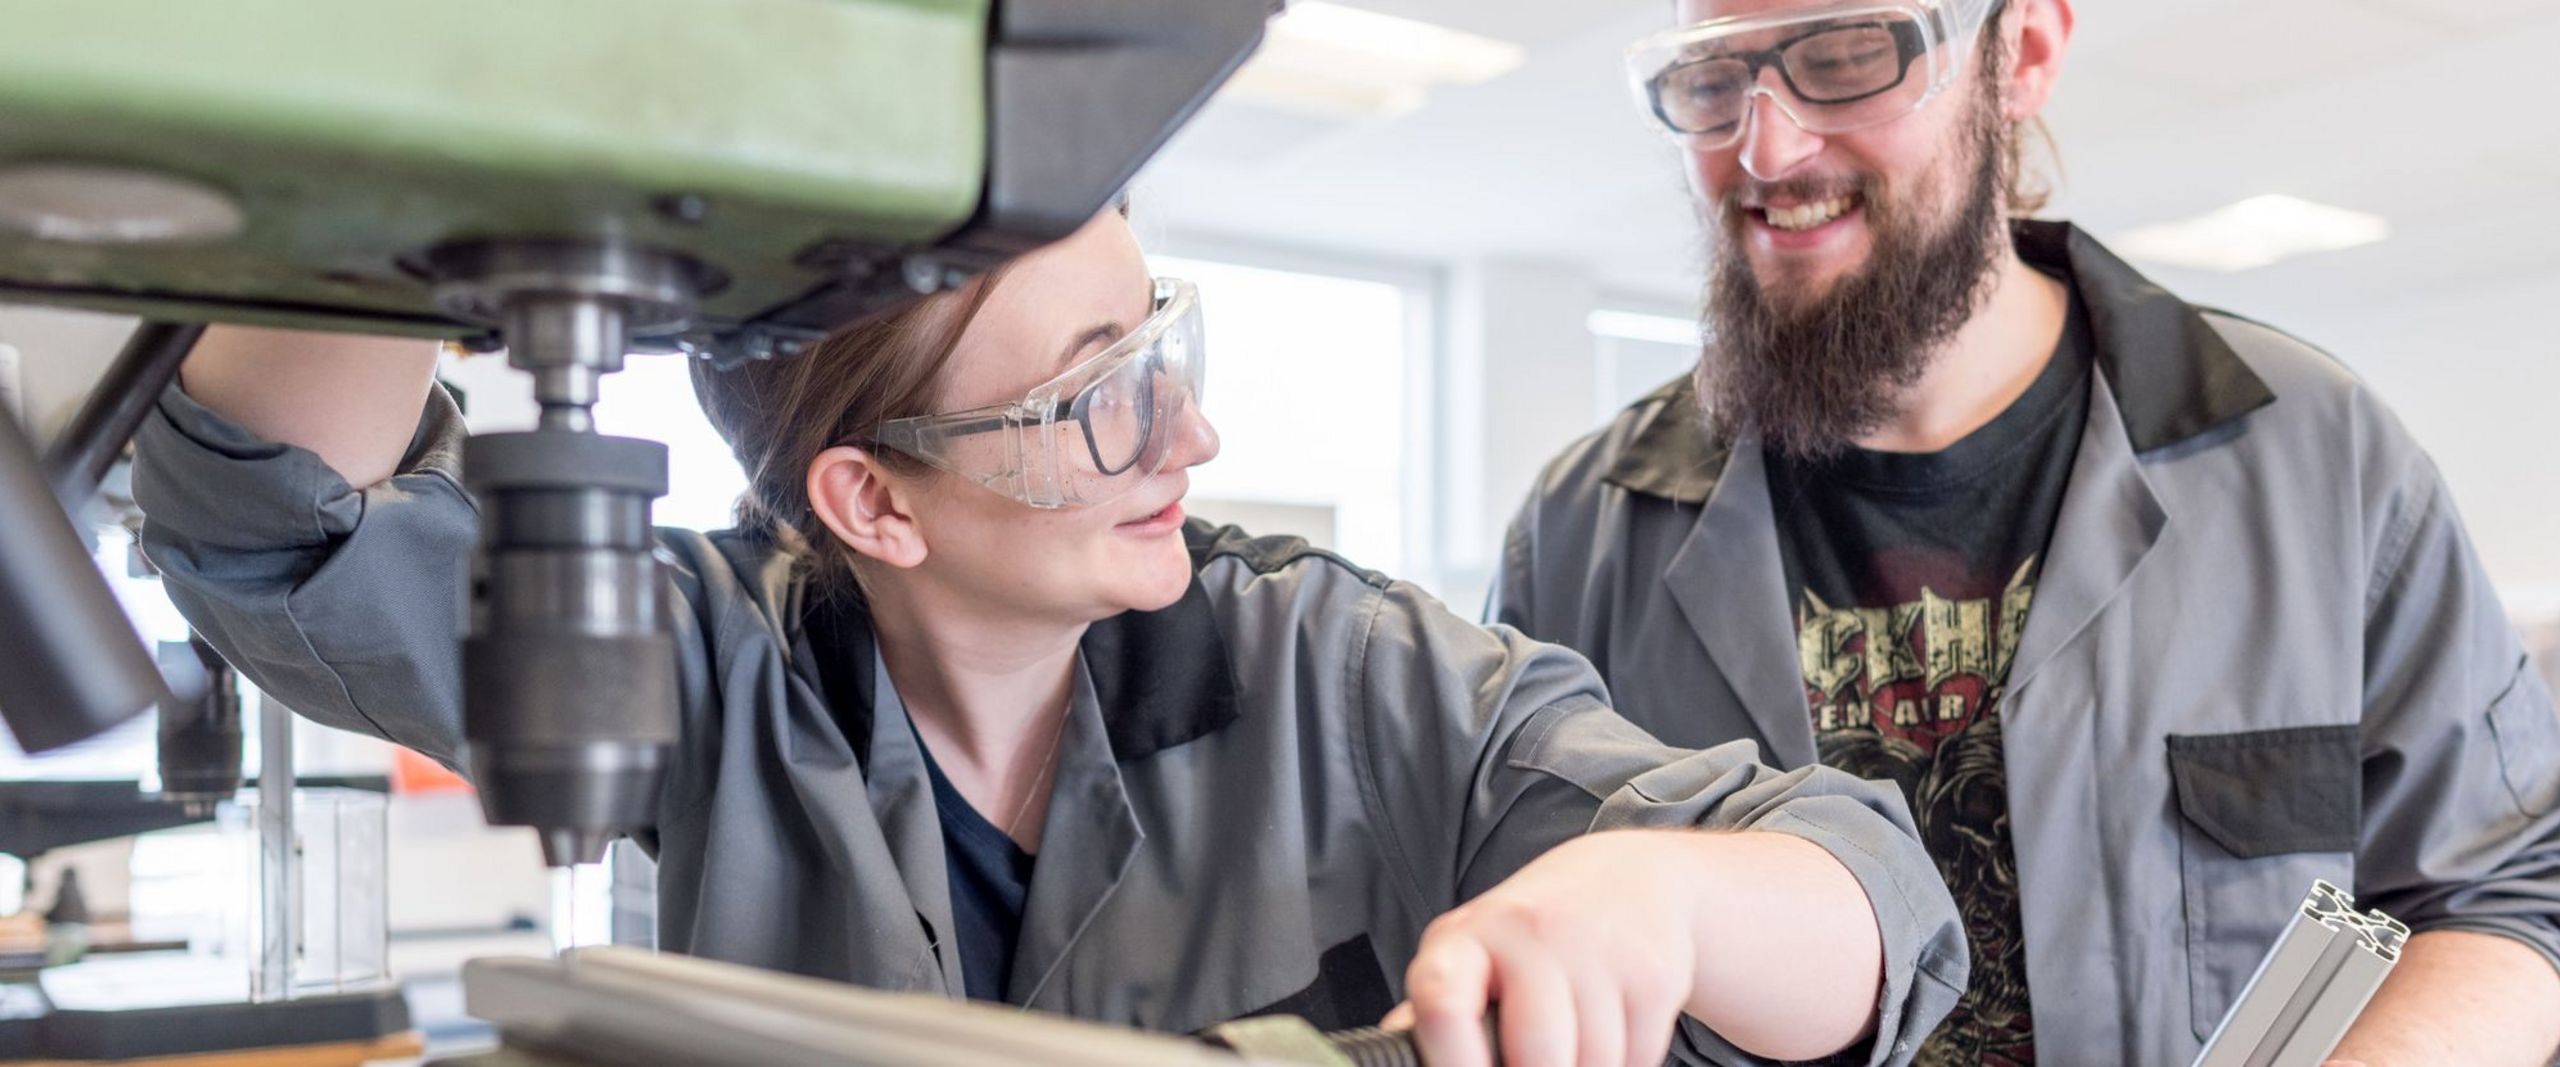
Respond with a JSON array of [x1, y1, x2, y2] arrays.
[[1697, 71, 2014, 461]]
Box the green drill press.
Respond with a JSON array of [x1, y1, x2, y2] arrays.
[[0, 0, 1274, 873]]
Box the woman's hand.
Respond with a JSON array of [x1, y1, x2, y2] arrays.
[[1389, 831, 1700, 1067], [1386, 828, 1885, 1067]]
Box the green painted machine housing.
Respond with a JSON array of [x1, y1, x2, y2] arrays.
[[0, 0, 991, 337]]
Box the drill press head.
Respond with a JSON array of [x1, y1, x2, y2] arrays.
[[0, 0, 1276, 863]]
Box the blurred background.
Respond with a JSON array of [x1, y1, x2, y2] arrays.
[[1, 0, 2554, 1046]]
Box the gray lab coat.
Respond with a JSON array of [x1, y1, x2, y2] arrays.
[[133, 382, 1966, 1063], [1495, 220, 2560, 1062]]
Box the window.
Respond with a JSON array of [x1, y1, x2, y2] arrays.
[[1152, 253, 1433, 584], [1588, 307, 1699, 425], [592, 355, 746, 533]]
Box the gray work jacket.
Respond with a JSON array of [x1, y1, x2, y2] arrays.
[[133, 382, 1966, 1063], [1495, 219, 2560, 1063]]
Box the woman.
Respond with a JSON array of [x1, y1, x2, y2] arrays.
[[135, 212, 1963, 1066]]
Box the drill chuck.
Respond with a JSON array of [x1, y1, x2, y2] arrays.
[[428, 242, 709, 869], [462, 430, 679, 867]]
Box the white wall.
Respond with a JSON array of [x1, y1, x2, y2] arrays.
[[1434, 259, 1601, 612], [2292, 271, 2560, 618], [0, 304, 142, 444]]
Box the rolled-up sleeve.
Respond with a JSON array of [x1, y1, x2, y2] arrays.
[[2357, 451, 2560, 974], [1352, 580, 1965, 1065], [133, 383, 477, 765]]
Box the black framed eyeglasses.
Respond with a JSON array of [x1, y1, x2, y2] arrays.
[[1626, 0, 2009, 147], [860, 277, 1207, 509], [1648, 18, 1930, 136], [899, 359, 1163, 477]]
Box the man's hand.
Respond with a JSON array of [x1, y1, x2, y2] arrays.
[[1384, 829, 1884, 1067]]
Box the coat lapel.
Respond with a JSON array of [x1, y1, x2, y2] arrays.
[[1006, 662, 1144, 1009], [861, 654, 966, 998], [2004, 367, 2168, 697], [1663, 443, 1820, 768]]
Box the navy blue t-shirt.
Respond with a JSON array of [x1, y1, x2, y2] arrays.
[[918, 739, 1036, 1003]]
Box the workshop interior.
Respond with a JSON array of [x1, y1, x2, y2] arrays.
[[2, 0, 2556, 1064]]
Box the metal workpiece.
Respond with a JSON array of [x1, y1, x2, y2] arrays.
[[0, 401, 161, 753], [441, 949, 1442, 1067], [2193, 880, 2411, 1067], [450, 949, 1249, 1067]]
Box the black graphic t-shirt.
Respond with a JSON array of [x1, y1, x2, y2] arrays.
[[1765, 289, 2092, 1066]]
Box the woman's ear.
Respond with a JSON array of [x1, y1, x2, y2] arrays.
[[807, 446, 928, 570]]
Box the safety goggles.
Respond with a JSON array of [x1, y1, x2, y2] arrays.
[[870, 278, 1205, 509], [1626, 0, 2002, 149]]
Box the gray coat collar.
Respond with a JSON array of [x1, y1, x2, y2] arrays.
[[797, 523, 1246, 769], [1601, 219, 2277, 504], [785, 528, 1248, 1004]]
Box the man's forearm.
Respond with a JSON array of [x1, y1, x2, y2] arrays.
[[1682, 831, 1886, 1060], [2328, 929, 2560, 1064]]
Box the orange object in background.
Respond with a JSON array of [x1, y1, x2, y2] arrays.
[[390, 747, 472, 795]]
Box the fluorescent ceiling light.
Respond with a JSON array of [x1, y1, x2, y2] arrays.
[[2116, 195, 2391, 273], [1222, 2, 1527, 119], [1588, 310, 1697, 346]]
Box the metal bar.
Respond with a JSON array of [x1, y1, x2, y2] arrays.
[[42, 319, 202, 514], [0, 400, 160, 752], [451, 949, 1255, 1067], [257, 689, 297, 1001]]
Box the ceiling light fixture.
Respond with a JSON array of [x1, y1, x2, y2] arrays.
[[2116, 195, 2391, 273], [1588, 309, 1697, 346], [1221, 2, 1527, 120]]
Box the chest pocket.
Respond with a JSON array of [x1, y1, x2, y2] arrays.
[[2488, 669, 2560, 817], [2166, 725, 2359, 1042]]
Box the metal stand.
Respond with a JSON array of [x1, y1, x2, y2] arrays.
[[256, 688, 298, 1002], [0, 401, 161, 753], [43, 320, 203, 513], [0, 317, 199, 754]]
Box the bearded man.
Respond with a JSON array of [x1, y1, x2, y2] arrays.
[[1493, 0, 2560, 1062]]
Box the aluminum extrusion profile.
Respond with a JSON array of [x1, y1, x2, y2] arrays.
[[2193, 879, 2410, 1067]]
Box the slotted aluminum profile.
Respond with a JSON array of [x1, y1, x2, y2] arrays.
[[2192, 880, 2410, 1067]]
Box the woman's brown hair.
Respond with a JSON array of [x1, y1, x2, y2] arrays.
[[688, 269, 1011, 594]]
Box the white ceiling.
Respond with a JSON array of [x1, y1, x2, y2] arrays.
[[1137, 0, 2560, 323]]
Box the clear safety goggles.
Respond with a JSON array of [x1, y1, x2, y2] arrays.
[[1626, 0, 2002, 149], [870, 278, 1205, 509]]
